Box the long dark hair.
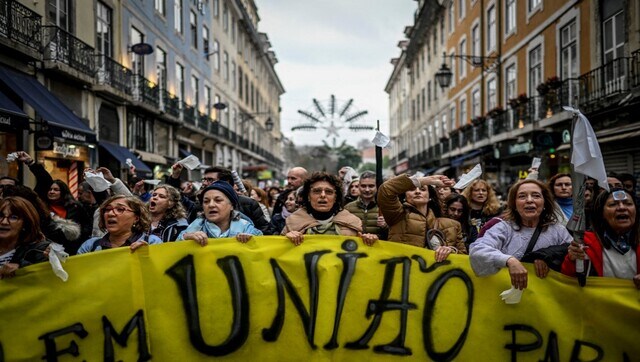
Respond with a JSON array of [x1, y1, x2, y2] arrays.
[[50, 180, 76, 206], [591, 188, 640, 248], [444, 193, 470, 231], [403, 184, 442, 217], [300, 172, 343, 215], [502, 179, 559, 228], [0, 196, 44, 246]]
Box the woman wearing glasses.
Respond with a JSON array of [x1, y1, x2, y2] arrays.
[[0, 197, 50, 278], [562, 188, 640, 288], [77, 195, 161, 254], [283, 172, 378, 246], [377, 174, 466, 262]]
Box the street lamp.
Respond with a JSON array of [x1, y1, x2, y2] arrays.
[[435, 52, 500, 89], [240, 111, 274, 132]]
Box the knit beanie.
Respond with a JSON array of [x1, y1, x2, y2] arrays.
[[199, 181, 239, 208]]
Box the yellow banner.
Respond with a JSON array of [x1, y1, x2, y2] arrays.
[[0, 236, 638, 361]]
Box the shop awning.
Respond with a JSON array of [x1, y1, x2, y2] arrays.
[[0, 90, 28, 130], [0, 65, 96, 143], [99, 141, 152, 174], [134, 149, 167, 165], [451, 149, 483, 167]]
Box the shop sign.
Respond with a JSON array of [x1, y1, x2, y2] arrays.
[[508, 141, 532, 155], [60, 130, 87, 142], [0, 115, 10, 126], [52, 142, 80, 158]]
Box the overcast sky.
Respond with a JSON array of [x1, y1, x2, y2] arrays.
[[258, 1, 416, 147]]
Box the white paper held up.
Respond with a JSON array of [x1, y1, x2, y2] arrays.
[[453, 164, 482, 190], [6, 152, 18, 162], [371, 131, 391, 148], [499, 286, 523, 304], [563, 106, 609, 192], [143, 179, 161, 185], [48, 242, 69, 282], [178, 154, 201, 170], [84, 171, 112, 192]]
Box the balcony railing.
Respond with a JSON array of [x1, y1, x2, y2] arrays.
[[182, 102, 196, 125], [42, 25, 95, 76], [131, 74, 159, 108], [160, 90, 180, 118], [197, 112, 210, 132], [576, 55, 639, 107], [95, 54, 132, 94], [0, 0, 41, 51]]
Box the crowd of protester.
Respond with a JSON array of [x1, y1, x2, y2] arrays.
[[0, 151, 638, 290]]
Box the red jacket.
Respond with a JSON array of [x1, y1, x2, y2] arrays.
[[561, 231, 640, 277]]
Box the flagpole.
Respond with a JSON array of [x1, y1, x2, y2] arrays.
[[375, 120, 383, 190], [567, 113, 587, 287]]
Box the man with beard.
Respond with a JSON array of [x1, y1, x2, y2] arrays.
[[344, 171, 388, 240]]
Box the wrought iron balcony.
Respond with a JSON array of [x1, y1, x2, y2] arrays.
[[0, 0, 41, 52], [577, 55, 637, 106], [95, 55, 132, 94], [442, 138, 450, 154], [131, 74, 159, 108], [42, 25, 95, 76], [398, 150, 407, 160], [197, 112, 210, 132], [475, 121, 489, 141], [229, 130, 238, 143], [160, 90, 180, 118], [182, 102, 196, 125]]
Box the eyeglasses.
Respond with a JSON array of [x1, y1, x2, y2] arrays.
[[0, 214, 20, 223], [103, 206, 134, 215], [310, 188, 336, 196], [202, 177, 217, 183]]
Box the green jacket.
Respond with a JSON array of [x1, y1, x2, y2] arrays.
[[344, 198, 387, 238]]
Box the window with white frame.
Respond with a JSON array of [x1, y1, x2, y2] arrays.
[[156, 46, 166, 92], [472, 88, 480, 117], [223, 51, 229, 82], [231, 61, 236, 90], [204, 85, 211, 116], [191, 75, 199, 108], [154, 0, 164, 16], [458, 0, 465, 20], [505, 0, 516, 35], [506, 63, 516, 100], [190, 10, 197, 48], [213, 0, 219, 18], [603, 11, 625, 80], [203, 25, 209, 56], [174, 0, 182, 34], [213, 40, 220, 71], [450, 105, 456, 130], [459, 98, 467, 127], [130, 27, 144, 75], [223, 2, 229, 33], [487, 77, 497, 111], [529, 45, 542, 97], [472, 24, 480, 56], [528, 0, 541, 13], [448, 2, 454, 33], [459, 39, 467, 78], [487, 5, 496, 52], [442, 112, 448, 134], [176, 62, 184, 102], [560, 20, 578, 82], [96, 1, 112, 57]]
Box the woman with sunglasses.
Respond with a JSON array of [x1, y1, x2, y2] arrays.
[[283, 172, 378, 246], [0, 197, 50, 278], [77, 195, 161, 253], [562, 188, 640, 288]]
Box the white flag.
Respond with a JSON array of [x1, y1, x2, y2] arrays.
[[563, 106, 609, 192]]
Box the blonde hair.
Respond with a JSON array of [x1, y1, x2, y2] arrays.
[[461, 179, 501, 216]]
